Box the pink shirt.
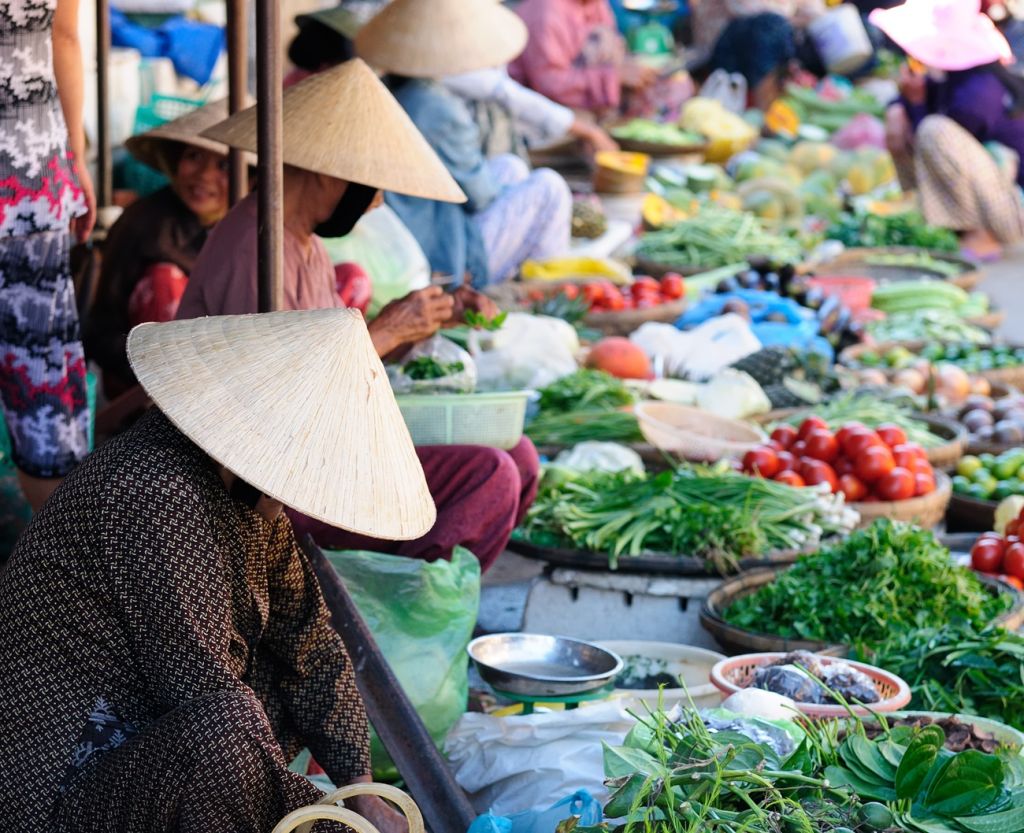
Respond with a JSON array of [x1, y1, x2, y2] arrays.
[[176, 191, 341, 319], [509, 0, 621, 113]]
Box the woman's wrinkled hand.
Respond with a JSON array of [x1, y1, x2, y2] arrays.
[[367, 286, 455, 357]]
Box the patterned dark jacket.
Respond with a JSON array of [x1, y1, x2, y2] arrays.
[[0, 410, 370, 827]]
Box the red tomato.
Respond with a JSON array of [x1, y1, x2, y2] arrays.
[[836, 422, 871, 448], [875, 467, 915, 501], [1007, 518, 1022, 538], [768, 439, 785, 452], [804, 429, 839, 463], [844, 431, 884, 460], [856, 444, 896, 483], [839, 474, 868, 502], [834, 457, 855, 477], [891, 443, 920, 473], [633, 275, 660, 292], [1006, 543, 1024, 581], [1007, 535, 1021, 545], [561, 283, 580, 301], [775, 469, 806, 488], [776, 450, 797, 472], [876, 423, 908, 448], [770, 425, 798, 450], [917, 460, 936, 478], [791, 440, 807, 457], [798, 417, 830, 441], [582, 283, 604, 304], [604, 293, 625, 311], [743, 446, 782, 478], [973, 537, 1007, 572], [914, 471, 936, 496], [660, 273, 685, 300], [802, 460, 839, 492], [1003, 575, 1024, 591]]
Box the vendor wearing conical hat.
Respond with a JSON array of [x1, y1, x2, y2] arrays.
[[85, 99, 254, 399], [178, 59, 542, 575], [874, 0, 1024, 261], [356, 0, 574, 286], [0, 309, 430, 831]]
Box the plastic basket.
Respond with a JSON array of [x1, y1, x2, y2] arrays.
[[710, 651, 912, 718], [397, 391, 529, 449]]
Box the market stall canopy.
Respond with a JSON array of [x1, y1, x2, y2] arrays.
[[125, 98, 256, 174], [126, 308, 437, 540], [355, 0, 528, 77], [202, 58, 466, 203]]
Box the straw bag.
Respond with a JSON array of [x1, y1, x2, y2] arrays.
[[272, 783, 424, 833]]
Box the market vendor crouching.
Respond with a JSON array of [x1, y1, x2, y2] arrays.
[[176, 59, 540, 572], [85, 100, 249, 399], [0, 308, 425, 832]]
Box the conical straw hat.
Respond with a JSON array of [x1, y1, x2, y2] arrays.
[[355, 0, 527, 77], [126, 309, 437, 540], [202, 59, 465, 203], [126, 99, 256, 174]]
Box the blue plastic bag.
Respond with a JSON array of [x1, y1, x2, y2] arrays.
[[111, 10, 224, 85], [468, 791, 602, 833]]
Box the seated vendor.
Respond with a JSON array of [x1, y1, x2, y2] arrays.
[[874, 0, 1024, 261], [84, 100, 248, 399], [356, 0, 573, 286], [177, 59, 540, 573], [508, 0, 658, 120], [0, 308, 422, 831]]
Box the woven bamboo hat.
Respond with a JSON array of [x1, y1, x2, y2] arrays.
[[202, 59, 465, 203], [126, 309, 437, 540], [355, 0, 528, 77], [126, 99, 255, 175]]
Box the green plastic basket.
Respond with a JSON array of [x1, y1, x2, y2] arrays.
[[396, 391, 529, 449]]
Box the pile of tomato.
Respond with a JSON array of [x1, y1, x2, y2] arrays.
[[569, 274, 686, 313], [970, 518, 1024, 590], [741, 417, 940, 502]]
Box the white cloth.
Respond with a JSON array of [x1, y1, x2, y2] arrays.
[[444, 68, 576, 148]]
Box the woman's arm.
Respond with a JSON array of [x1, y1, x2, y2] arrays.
[[52, 0, 96, 242]]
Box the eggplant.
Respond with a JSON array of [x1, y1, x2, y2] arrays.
[[817, 295, 842, 328], [803, 287, 825, 311], [740, 270, 762, 290], [763, 272, 781, 292]]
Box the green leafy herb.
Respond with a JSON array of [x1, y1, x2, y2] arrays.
[[401, 356, 465, 380], [463, 310, 508, 331], [536, 370, 637, 415], [896, 726, 946, 799]]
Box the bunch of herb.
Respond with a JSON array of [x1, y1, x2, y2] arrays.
[[537, 370, 637, 414], [401, 356, 466, 381], [525, 409, 644, 446], [864, 622, 1024, 733], [724, 521, 1012, 647], [463, 310, 508, 331]]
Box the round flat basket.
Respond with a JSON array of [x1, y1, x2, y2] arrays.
[[635, 401, 765, 461], [396, 391, 529, 449], [700, 565, 1024, 656], [977, 364, 1024, 389], [709, 652, 912, 718], [819, 247, 981, 290], [613, 136, 708, 159], [850, 471, 951, 529], [583, 298, 687, 336], [946, 491, 997, 532], [968, 309, 1006, 331]]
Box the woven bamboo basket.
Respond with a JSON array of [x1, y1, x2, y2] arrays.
[[272, 783, 422, 833], [700, 565, 1024, 656], [709, 652, 912, 717], [946, 491, 997, 532], [818, 247, 982, 290], [611, 133, 708, 160], [582, 297, 687, 336], [850, 471, 951, 529], [968, 309, 1006, 331], [593, 151, 650, 194], [635, 401, 766, 462]]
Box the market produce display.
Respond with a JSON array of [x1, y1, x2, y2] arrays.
[[610, 118, 704, 147], [743, 417, 940, 501], [827, 211, 960, 251], [527, 369, 644, 445], [947, 390, 1024, 450], [723, 521, 1011, 647], [773, 395, 948, 449], [870, 279, 989, 318], [517, 464, 857, 569], [864, 251, 966, 278], [577, 274, 686, 313], [536, 369, 636, 414], [953, 452, 1024, 502], [866, 310, 992, 346], [921, 343, 1024, 374], [970, 527, 1024, 587]]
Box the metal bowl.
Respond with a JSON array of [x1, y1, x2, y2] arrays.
[[468, 633, 624, 697]]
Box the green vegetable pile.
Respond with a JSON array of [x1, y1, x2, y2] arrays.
[[635, 206, 803, 270], [527, 370, 643, 446], [778, 394, 946, 449], [518, 464, 856, 569], [867, 310, 992, 346], [784, 82, 885, 131], [610, 118, 703, 146], [402, 356, 466, 380], [724, 521, 1011, 647], [921, 342, 1024, 373], [537, 370, 637, 414], [827, 212, 959, 251]]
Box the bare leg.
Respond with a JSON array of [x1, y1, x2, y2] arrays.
[[960, 228, 1003, 260], [16, 471, 61, 513]]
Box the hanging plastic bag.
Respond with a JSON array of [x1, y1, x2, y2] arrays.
[[324, 548, 481, 780], [467, 791, 603, 833], [699, 70, 748, 114], [388, 334, 477, 394], [320, 205, 430, 317]]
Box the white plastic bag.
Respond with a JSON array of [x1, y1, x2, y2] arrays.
[[444, 701, 635, 816], [630, 315, 760, 381], [695, 370, 772, 419], [472, 313, 580, 392], [699, 70, 748, 115], [320, 205, 430, 317], [554, 442, 645, 474], [389, 335, 477, 394]]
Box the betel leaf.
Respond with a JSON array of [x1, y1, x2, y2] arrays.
[[896, 725, 946, 799], [879, 739, 906, 770], [896, 811, 963, 833], [956, 804, 1024, 833], [603, 772, 654, 818], [602, 743, 668, 780], [921, 750, 1004, 817], [824, 765, 898, 802], [842, 735, 897, 783]]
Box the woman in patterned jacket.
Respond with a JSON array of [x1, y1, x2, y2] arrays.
[[0, 308, 434, 832], [0, 0, 96, 511]]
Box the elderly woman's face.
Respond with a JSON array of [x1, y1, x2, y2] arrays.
[[173, 146, 229, 225]]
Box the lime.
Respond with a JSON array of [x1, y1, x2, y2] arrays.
[[968, 482, 996, 501], [952, 475, 971, 493], [995, 481, 1021, 501], [972, 466, 997, 485], [980, 453, 996, 466], [995, 456, 1022, 480], [957, 455, 983, 478]]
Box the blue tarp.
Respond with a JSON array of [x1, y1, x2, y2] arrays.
[[111, 9, 224, 86]]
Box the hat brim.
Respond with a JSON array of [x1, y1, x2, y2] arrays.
[[870, 5, 1011, 70]]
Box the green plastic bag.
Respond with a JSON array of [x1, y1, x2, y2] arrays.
[[324, 547, 481, 779]]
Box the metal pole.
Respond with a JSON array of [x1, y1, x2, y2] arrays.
[[226, 0, 248, 206], [255, 0, 283, 313], [95, 0, 112, 209]]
